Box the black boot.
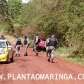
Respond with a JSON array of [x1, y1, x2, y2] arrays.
[[48, 58, 50, 62]]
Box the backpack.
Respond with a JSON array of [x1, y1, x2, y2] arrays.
[[38, 39, 46, 48], [16, 39, 22, 45], [47, 38, 58, 47]]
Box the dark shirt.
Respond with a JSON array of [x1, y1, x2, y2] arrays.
[[16, 39, 22, 45], [47, 37, 58, 47]]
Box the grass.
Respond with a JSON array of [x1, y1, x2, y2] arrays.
[[56, 47, 84, 66], [65, 56, 84, 65], [55, 47, 74, 57]]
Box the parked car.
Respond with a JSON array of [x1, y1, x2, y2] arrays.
[[0, 39, 14, 63]]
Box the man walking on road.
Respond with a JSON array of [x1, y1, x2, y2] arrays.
[[33, 34, 40, 56], [46, 35, 58, 63], [23, 35, 30, 56], [15, 37, 22, 56]]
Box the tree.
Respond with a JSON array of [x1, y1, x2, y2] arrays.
[[0, 0, 14, 33], [8, 0, 22, 20]]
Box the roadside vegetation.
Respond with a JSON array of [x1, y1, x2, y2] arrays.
[[0, 0, 84, 64], [56, 47, 84, 65]]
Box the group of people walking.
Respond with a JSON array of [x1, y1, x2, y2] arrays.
[[15, 34, 58, 63], [15, 35, 30, 57]]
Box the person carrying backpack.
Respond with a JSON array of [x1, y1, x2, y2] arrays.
[[46, 35, 58, 63], [33, 34, 46, 56], [23, 35, 30, 56], [15, 37, 22, 56]]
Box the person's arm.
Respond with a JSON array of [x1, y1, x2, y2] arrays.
[[35, 36, 39, 44], [46, 38, 49, 46]]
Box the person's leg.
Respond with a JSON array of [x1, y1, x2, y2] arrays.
[[46, 51, 48, 57], [16, 45, 20, 56], [48, 50, 51, 62], [24, 45, 28, 56], [46, 47, 51, 62], [34, 45, 39, 56], [16, 46, 19, 56], [18, 46, 20, 56], [51, 49, 55, 63], [33, 43, 36, 51], [35, 48, 39, 56], [51, 53, 54, 63], [46, 47, 49, 57], [15, 46, 18, 56]]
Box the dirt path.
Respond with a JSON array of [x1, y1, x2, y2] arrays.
[[0, 48, 84, 84]]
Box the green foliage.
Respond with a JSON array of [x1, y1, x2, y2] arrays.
[[8, 0, 22, 19], [0, 0, 14, 33], [0, 0, 84, 56], [20, 0, 84, 56], [0, 0, 23, 34]]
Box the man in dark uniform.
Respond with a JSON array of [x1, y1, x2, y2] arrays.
[[46, 35, 58, 63]]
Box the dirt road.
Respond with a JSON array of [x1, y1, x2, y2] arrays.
[[0, 48, 84, 84]]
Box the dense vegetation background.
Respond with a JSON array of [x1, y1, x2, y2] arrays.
[[0, 0, 84, 57]]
